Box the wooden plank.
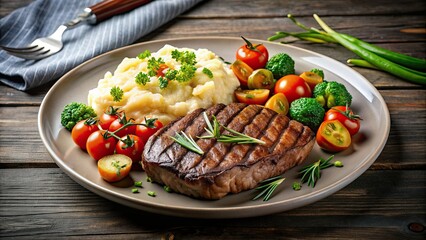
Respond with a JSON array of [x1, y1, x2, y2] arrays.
[[2, 0, 425, 19], [0, 168, 424, 239], [1, 89, 425, 167], [186, 0, 426, 18]]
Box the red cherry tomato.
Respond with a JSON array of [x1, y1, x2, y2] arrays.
[[115, 134, 145, 163], [324, 106, 362, 136], [71, 118, 99, 150], [234, 89, 270, 105], [316, 120, 351, 152], [135, 118, 164, 143], [236, 36, 269, 70], [99, 106, 121, 130], [108, 113, 136, 138], [274, 74, 312, 103], [86, 130, 118, 161]]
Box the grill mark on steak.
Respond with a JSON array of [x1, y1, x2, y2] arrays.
[[185, 103, 262, 179], [213, 107, 276, 172]]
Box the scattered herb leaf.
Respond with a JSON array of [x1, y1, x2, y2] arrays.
[[147, 191, 156, 197], [111, 160, 127, 176], [170, 131, 204, 155], [299, 155, 334, 188], [134, 181, 143, 187], [253, 176, 285, 201], [132, 188, 139, 193], [110, 86, 124, 102], [137, 50, 151, 59], [135, 72, 150, 85], [163, 185, 172, 193], [202, 67, 213, 78], [334, 160, 343, 167], [292, 182, 302, 191]]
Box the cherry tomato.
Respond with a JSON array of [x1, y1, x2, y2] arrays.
[[156, 63, 169, 77], [99, 106, 121, 130], [135, 118, 164, 143], [234, 89, 270, 105], [324, 106, 362, 136], [316, 120, 351, 152], [71, 118, 99, 150], [264, 93, 289, 115], [247, 69, 274, 90], [116, 134, 145, 163], [86, 130, 118, 161], [299, 71, 323, 90], [274, 74, 312, 103], [97, 154, 132, 182], [108, 113, 136, 138], [236, 36, 269, 70], [231, 60, 253, 87]]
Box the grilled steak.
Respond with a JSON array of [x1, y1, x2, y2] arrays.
[[141, 103, 315, 200]]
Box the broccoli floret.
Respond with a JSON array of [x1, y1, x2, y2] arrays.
[[61, 102, 97, 131], [310, 68, 324, 79], [313, 81, 352, 108], [265, 53, 295, 79], [289, 98, 325, 131]]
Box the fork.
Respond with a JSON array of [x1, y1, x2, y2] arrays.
[[1, 0, 152, 60]]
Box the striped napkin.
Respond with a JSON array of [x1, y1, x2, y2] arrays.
[[0, 0, 204, 91]]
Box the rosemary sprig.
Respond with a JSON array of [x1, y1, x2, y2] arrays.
[[170, 131, 204, 155], [199, 112, 266, 145], [252, 175, 285, 201], [299, 155, 334, 187]]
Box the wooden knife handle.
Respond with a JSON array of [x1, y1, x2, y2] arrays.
[[89, 0, 152, 23]]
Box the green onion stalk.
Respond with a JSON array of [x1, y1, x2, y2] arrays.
[[268, 14, 426, 85]]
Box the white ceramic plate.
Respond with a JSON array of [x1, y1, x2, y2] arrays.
[[38, 37, 390, 218]]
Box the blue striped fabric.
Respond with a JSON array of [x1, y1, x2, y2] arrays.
[[0, 0, 204, 91]]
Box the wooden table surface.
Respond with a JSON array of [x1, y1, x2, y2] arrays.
[[1, 0, 425, 239]]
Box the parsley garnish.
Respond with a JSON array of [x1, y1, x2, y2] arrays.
[[202, 67, 213, 78], [147, 57, 165, 77], [135, 72, 150, 85], [175, 64, 196, 82], [110, 86, 124, 102], [137, 50, 151, 59], [158, 76, 169, 89], [171, 49, 196, 65]]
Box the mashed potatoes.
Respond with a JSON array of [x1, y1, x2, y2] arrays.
[[88, 45, 240, 125]]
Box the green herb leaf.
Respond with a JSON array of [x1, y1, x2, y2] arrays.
[[137, 50, 151, 59], [170, 131, 204, 155], [147, 57, 165, 77], [158, 76, 169, 89], [147, 191, 156, 197], [135, 72, 150, 85], [299, 155, 334, 187], [171, 49, 196, 65], [132, 188, 139, 193], [134, 181, 143, 187], [252, 176, 285, 201], [202, 67, 213, 78], [111, 161, 127, 176], [292, 182, 301, 191], [110, 86, 124, 102]]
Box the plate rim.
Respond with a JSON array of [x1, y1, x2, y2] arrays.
[[38, 36, 391, 218]]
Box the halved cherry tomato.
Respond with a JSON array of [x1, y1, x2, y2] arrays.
[[97, 154, 132, 182], [316, 120, 351, 152], [156, 63, 169, 77], [264, 93, 289, 115], [108, 113, 136, 138], [236, 36, 269, 70], [135, 118, 164, 143], [71, 118, 99, 150], [299, 71, 323, 90], [235, 89, 270, 105], [274, 74, 312, 103], [231, 60, 254, 87], [99, 106, 121, 130], [115, 134, 145, 163], [324, 106, 362, 136], [86, 130, 118, 161], [247, 69, 274, 90]]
